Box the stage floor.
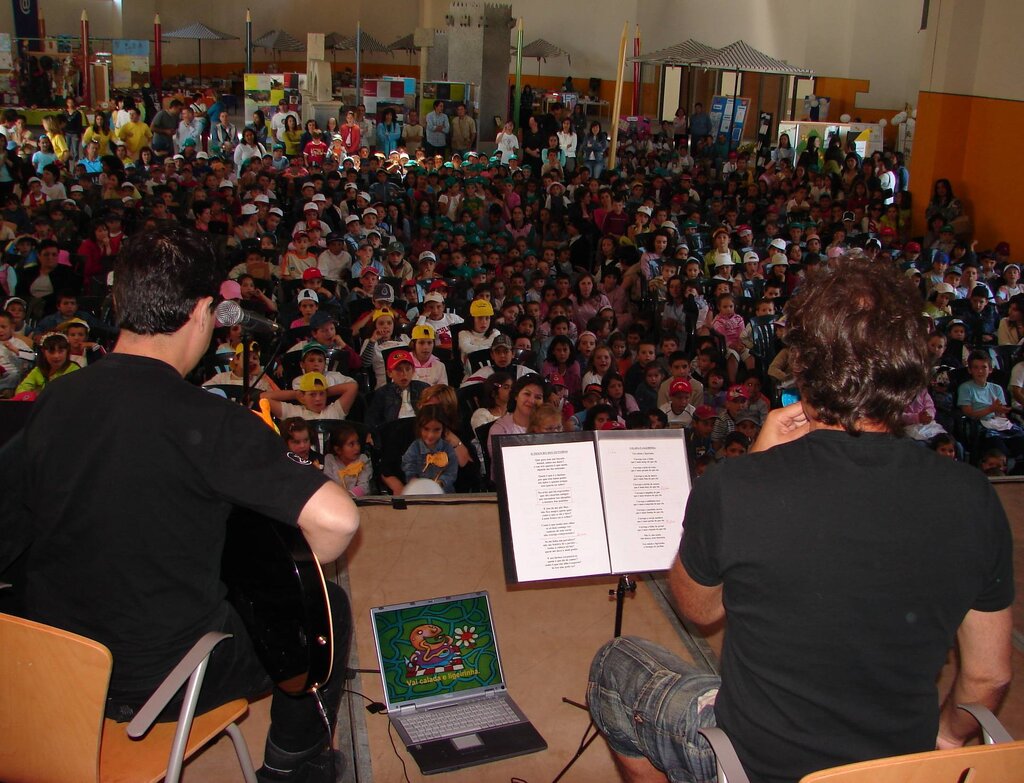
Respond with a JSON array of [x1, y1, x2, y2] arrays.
[[182, 488, 1024, 781]]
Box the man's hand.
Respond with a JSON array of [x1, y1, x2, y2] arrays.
[[750, 401, 810, 453]]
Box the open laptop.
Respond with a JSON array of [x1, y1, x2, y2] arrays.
[[370, 591, 547, 775]]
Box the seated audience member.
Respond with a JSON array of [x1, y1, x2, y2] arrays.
[[324, 421, 373, 497], [401, 405, 459, 493], [365, 349, 428, 433], [203, 340, 277, 392], [409, 323, 448, 386], [279, 416, 323, 468], [15, 331, 78, 395], [0, 310, 31, 394], [263, 371, 351, 421]]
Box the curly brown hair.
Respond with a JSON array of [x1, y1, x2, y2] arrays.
[[784, 253, 930, 435]]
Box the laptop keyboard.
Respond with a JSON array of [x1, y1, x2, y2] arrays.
[[400, 698, 520, 743]]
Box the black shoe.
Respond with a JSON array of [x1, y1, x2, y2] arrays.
[[256, 747, 344, 783]]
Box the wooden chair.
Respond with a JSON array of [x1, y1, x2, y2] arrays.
[[0, 612, 257, 783], [700, 705, 1014, 783], [799, 740, 1024, 782]]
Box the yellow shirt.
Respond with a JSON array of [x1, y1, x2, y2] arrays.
[[82, 127, 112, 156], [117, 121, 153, 158], [47, 132, 69, 162]]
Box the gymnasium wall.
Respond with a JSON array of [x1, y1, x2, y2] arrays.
[[910, 0, 1024, 247]]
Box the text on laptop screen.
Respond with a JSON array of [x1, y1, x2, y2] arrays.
[[373, 594, 503, 706]]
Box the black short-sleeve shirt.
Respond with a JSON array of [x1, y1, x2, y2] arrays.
[[680, 430, 1013, 783], [13, 353, 328, 693]]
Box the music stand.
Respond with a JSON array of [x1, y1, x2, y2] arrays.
[[492, 429, 692, 781]]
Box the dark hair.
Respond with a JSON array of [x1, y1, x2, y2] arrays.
[[928, 432, 957, 455], [967, 349, 991, 368], [113, 226, 226, 335], [723, 431, 750, 451], [38, 332, 71, 377], [601, 371, 632, 419], [415, 403, 451, 435], [481, 370, 513, 409], [784, 253, 930, 434], [328, 421, 362, 455], [281, 417, 310, 441], [584, 403, 614, 430], [508, 373, 546, 412], [546, 334, 576, 364]]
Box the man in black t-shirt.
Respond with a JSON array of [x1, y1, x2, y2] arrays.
[[587, 255, 1014, 783], [3, 226, 359, 783]]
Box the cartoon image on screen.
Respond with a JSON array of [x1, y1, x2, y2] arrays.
[[373, 594, 502, 706]]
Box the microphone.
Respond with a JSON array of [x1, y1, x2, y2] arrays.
[[215, 299, 282, 334]]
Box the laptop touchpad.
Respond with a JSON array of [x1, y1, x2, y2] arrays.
[[452, 733, 484, 750]]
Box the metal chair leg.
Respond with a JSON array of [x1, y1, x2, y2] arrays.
[[226, 722, 259, 783]]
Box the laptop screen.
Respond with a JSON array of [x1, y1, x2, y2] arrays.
[[372, 592, 505, 708]]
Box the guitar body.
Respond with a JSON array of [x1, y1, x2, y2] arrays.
[[221, 508, 334, 695]]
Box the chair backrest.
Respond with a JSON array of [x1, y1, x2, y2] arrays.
[[800, 741, 1024, 782], [0, 612, 112, 783], [467, 348, 493, 372]]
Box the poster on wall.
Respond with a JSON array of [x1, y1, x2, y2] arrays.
[[0, 33, 12, 72], [244, 72, 305, 126], [361, 77, 416, 117], [111, 40, 150, 90], [755, 111, 773, 167], [802, 96, 830, 122], [0, 33, 14, 105], [709, 94, 750, 145]]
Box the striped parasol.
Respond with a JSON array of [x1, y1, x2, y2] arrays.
[[326, 32, 392, 55], [253, 29, 305, 54], [694, 39, 813, 76], [162, 22, 238, 82], [629, 39, 717, 66], [510, 38, 571, 76], [389, 33, 418, 53]]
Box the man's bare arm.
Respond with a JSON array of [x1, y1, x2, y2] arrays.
[[668, 555, 724, 627], [937, 607, 1013, 748], [296, 482, 359, 563]]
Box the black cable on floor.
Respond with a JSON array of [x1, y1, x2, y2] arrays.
[[387, 719, 412, 783]]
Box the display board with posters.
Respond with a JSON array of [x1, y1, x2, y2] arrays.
[[801, 95, 830, 122], [419, 81, 475, 123], [244, 72, 305, 126], [0, 34, 15, 105], [361, 77, 416, 119], [776, 120, 883, 161], [709, 94, 750, 145], [111, 40, 150, 90]]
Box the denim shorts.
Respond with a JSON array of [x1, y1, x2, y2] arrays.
[[588, 636, 722, 783]]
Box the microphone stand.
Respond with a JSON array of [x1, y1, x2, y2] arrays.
[[241, 332, 253, 409]]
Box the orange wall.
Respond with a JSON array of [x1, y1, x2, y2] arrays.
[[911, 90, 1024, 250]]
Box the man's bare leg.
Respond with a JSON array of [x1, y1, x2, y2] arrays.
[[612, 751, 670, 783]]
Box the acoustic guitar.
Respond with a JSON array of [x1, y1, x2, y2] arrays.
[[221, 507, 334, 696]]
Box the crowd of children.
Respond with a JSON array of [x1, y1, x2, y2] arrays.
[[1, 93, 1019, 491]]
